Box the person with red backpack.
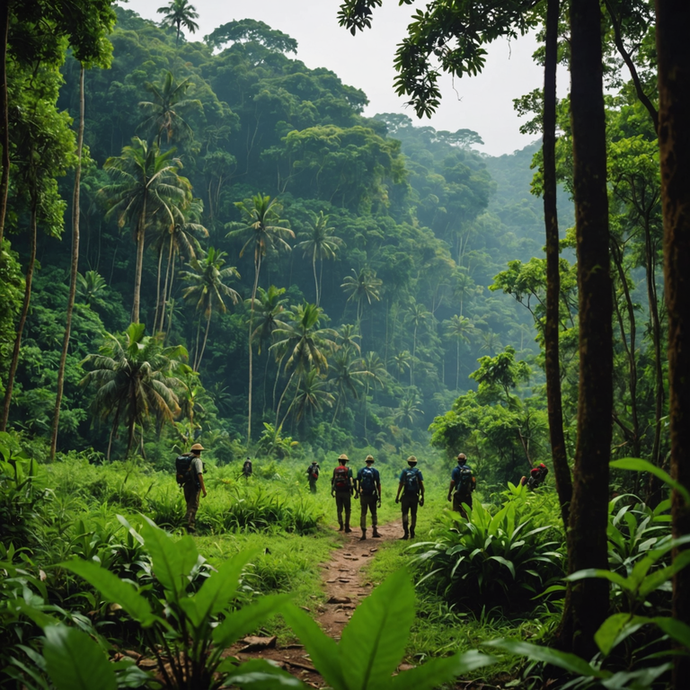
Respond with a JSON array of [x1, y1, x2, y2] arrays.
[[331, 453, 354, 532], [520, 462, 549, 490]]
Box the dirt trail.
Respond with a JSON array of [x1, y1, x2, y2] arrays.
[[229, 521, 401, 688]]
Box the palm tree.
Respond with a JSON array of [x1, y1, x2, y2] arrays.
[[100, 137, 191, 324], [405, 301, 431, 385], [157, 0, 199, 46], [360, 350, 387, 440], [394, 393, 421, 429], [81, 323, 187, 458], [341, 267, 382, 325], [444, 314, 474, 390], [290, 370, 335, 427], [226, 194, 294, 444], [296, 211, 344, 305], [270, 303, 336, 427], [138, 71, 201, 145], [180, 247, 240, 371], [76, 270, 108, 310], [328, 349, 371, 426], [151, 197, 208, 333], [391, 350, 411, 383], [335, 323, 362, 356]]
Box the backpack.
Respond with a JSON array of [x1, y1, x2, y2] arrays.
[[455, 465, 474, 496], [308, 464, 319, 480], [402, 468, 420, 495], [359, 467, 376, 494], [175, 454, 195, 486], [527, 464, 548, 489], [333, 465, 350, 490], [243, 460, 252, 476]]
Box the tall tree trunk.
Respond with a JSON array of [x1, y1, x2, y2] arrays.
[[0, 1, 9, 247], [50, 65, 85, 460], [543, 0, 573, 531], [655, 2, 690, 687], [562, 0, 613, 659], [1, 185, 38, 431], [312, 247, 319, 305], [132, 197, 147, 324], [154, 243, 165, 331], [158, 235, 174, 332], [196, 307, 212, 371], [247, 255, 262, 445]]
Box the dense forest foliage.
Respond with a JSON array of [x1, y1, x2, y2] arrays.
[[2, 0, 690, 688]]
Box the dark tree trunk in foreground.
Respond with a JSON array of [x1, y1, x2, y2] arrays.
[[655, 2, 690, 686], [50, 64, 85, 460], [1, 186, 38, 431], [562, 0, 613, 659], [542, 0, 572, 531], [0, 1, 10, 247]]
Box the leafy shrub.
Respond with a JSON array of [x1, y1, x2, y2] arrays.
[[409, 496, 564, 611]]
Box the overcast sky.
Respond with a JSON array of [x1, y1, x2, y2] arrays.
[[126, 0, 553, 156]]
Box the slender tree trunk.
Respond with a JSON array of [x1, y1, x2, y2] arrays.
[[0, 1, 9, 247], [655, 2, 690, 686], [193, 316, 202, 371], [158, 236, 174, 332], [196, 307, 212, 371], [319, 258, 324, 308], [132, 196, 147, 324], [275, 369, 296, 429], [1, 186, 38, 431], [50, 65, 85, 461], [247, 255, 262, 445], [543, 0, 573, 532], [154, 243, 164, 331], [312, 248, 319, 305], [456, 340, 460, 390], [561, 0, 613, 659]]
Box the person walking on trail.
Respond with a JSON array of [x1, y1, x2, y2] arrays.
[[242, 456, 253, 480], [355, 455, 381, 540], [180, 443, 207, 533], [306, 460, 320, 493], [448, 452, 476, 519], [395, 456, 424, 540], [331, 453, 354, 532]]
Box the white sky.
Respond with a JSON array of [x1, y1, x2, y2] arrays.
[[125, 0, 553, 156]]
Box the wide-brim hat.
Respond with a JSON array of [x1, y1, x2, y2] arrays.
[[365, 455, 375, 463], [406, 455, 417, 464], [191, 443, 204, 452], [338, 453, 349, 462]]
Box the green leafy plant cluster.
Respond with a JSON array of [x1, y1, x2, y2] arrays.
[[409, 494, 564, 610]]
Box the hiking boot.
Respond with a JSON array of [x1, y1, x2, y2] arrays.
[[344, 526, 352, 533], [360, 530, 367, 541], [372, 528, 381, 538], [338, 523, 344, 531], [410, 529, 415, 538], [399, 532, 409, 540]]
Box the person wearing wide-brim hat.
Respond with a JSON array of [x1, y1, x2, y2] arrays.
[[355, 455, 381, 540], [183, 443, 207, 533], [395, 455, 424, 540], [331, 453, 354, 532]]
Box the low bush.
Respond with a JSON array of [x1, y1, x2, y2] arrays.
[[409, 494, 564, 611]]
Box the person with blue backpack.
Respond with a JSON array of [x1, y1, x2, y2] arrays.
[[355, 455, 381, 540], [448, 452, 476, 518], [395, 456, 424, 540]]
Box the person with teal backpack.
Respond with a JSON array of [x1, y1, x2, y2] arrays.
[[448, 452, 476, 518], [395, 456, 424, 540], [355, 454, 381, 541]]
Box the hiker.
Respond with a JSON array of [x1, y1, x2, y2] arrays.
[[395, 456, 424, 540], [448, 452, 476, 519], [179, 443, 207, 533], [521, 462, 549, 490], [242, 456, 253, 480], [355, 454, 381, 540], [306, 460, 320, 493], [331, 453, 354, 532]]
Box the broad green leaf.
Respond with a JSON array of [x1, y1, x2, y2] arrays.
[[601, 663, 673, 689], [610, 458, 690, 505], [488, 556, 516, 578], [220, 658, 306, 688], [15, 600, 59, 628], [213, 594, 290, 649], [281, 603, 348, 690], [629, 535, 690, 588], [388, 650, 496, 690], [340, 568, 415, 690], [43, 625, 117, 690], [594, 613, 645, 656], [653, 617, 690, 649], [192, 549, 258, 627], [639, 550, 690, 599], [60, 560, 156, 627], [567, 568, 632, 591], [485, 639, 610, 679], [141, 519, 198, 598]]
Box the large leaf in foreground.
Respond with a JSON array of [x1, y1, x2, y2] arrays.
[[388, 650, 496, 690], [44, 625, 117, 690], [339, 567, 415, 690], [213, 594, 290, 648]]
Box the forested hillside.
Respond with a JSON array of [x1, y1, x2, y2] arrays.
[[2, 5, 548, 477]]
